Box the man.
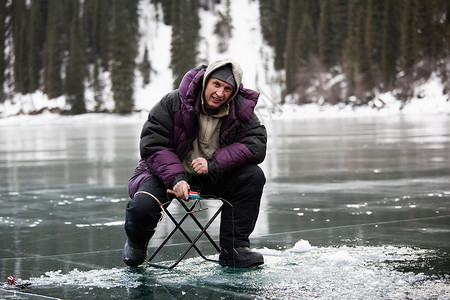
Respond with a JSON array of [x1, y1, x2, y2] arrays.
[[123, 58, 267, 268]]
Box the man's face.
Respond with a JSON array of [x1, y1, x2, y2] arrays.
[[204, 78, 234, 109]]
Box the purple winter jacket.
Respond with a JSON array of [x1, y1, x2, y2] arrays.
[[128, 64, 267, 198]]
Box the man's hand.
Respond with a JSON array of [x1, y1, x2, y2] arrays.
[[191, 157, 208, 175], [173, 180, 190, 201]]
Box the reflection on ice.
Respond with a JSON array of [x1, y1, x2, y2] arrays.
[[19, 241, 449, 299], [1, 115, 449, 299], [75, 221, 124, 228]]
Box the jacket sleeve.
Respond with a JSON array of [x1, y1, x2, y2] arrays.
[[208, 113, 267, 176], [140, 91, 187, 187]]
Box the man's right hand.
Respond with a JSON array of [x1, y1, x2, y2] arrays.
[[173, 180, 190, 201]]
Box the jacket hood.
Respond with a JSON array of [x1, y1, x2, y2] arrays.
[[202, 58, 243, 101]]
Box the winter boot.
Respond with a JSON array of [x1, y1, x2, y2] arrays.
[[122, 238, 149, 267], [219, 247, 264, 268]]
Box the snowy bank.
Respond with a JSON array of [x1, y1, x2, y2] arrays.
[[0, 1, 448, 124]]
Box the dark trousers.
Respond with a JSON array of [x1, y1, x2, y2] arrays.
[[124, 164, 265, 249]]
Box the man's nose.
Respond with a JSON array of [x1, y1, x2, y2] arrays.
[[216, 88, 225, 97]]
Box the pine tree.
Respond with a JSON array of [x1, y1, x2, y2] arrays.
[[83, 0, 111, 68], [380, 0, 402, 87], [296, 14, 315, 66], [28, 0, 47, 92], [318, 0, 348, 69], [140, 47, 151, 86], [99, 1, 111, 68], [92, 62, 104, 111], [83, 0, 99, 63], [43, 0, 65, 99], [294, 13, 318, 104], [259, 0, 290, 71], [259, 0, 273, 45], [355, 1, 373, 96], [66, 1, 85, 114], [110, 0, 138, 114], [365, 0, 385, 68], [160, 0, 173, 25], [442, 1, 450, 94], [170, 0, 182, 87], [214, 0, 232, 53], [342, 0, 358, 98], [318, 1, 333, 69], [415, 0, 439, 64], [400, 0, 417, 76], [170, 0, 199, 88], [0, 0, 7, 97], [12, 0, 29, 94], [272, 0, 289, 71], [284, 0, 302, 94], [444, 1, 450, 60]]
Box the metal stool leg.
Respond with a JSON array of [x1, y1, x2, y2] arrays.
[[177, 199, 222, 253], [147, 198, 224, 269]]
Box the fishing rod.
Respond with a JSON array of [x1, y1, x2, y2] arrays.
[[3, 276, 62, 300]]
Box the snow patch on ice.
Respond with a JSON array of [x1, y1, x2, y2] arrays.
[[21, 241, 449, 299], [290, 239, 313, 253]]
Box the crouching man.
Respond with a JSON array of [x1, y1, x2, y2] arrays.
[[123, 58, 267, 268]]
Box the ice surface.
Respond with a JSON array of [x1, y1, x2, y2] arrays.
[[10, 242, 448, 300], [1, 104, 449, 299]]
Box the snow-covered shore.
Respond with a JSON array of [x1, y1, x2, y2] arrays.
[[0, 89, 448, 127], [0, 0, 448, 125]]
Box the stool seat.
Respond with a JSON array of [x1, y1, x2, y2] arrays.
[[147, 194, 225, 269]]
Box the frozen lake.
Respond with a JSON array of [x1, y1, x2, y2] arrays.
[[1, 113, 449, 299]]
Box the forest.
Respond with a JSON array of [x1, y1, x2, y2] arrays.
[[0, 0, 449, 115]]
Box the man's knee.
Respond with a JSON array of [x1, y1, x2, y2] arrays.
[[252, 165, 266, 187], [126, 178, 168, 224], [238, 165, 266, 190], [126, 192, 161, 223]]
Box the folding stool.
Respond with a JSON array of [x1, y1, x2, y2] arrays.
[[147, 191, 226, 269]]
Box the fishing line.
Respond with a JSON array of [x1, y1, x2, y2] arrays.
[[134, 173, 237, 265], [0, 248, 121, 262], [135, 186, 234, 238], [0, 288, 62, 300], [261, 214, 450, 237], [134, 191, 169, 230], [189, 173, 237, 255], [199, 193, 235, 255]]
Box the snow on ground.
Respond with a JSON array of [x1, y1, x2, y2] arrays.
[[268, 78, 450, 120], [0, 73, 448, 126], [19, 242, 450, 299], [134, 1, 173, 112]]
